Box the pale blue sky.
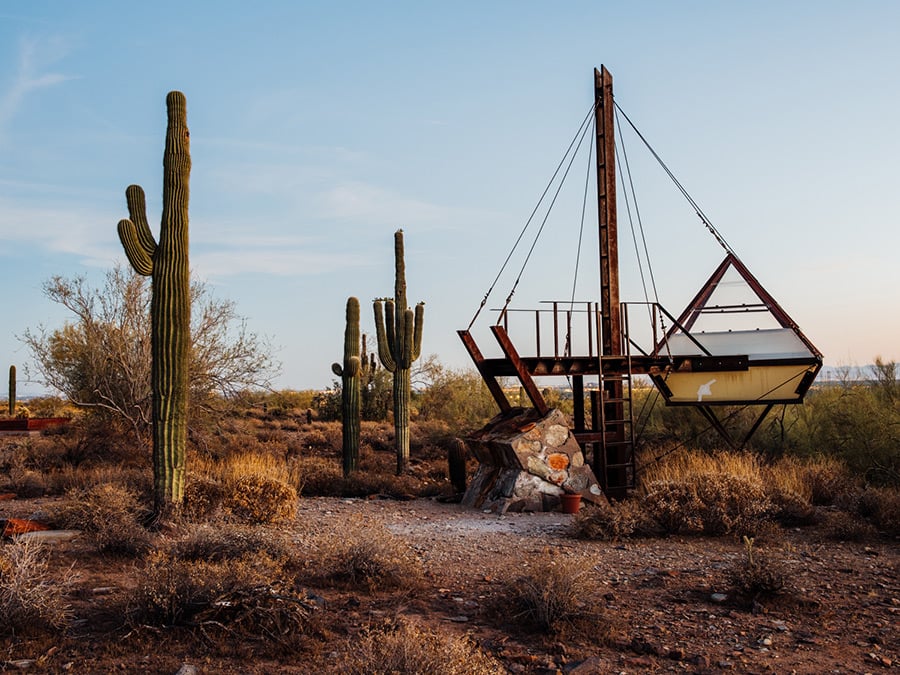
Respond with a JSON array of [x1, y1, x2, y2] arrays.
[[2, 2, 898, 394]]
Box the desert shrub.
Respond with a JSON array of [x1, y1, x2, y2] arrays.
[[639, 450, 776, 536], [571, 500, 662, 540], [130, 548, 320, 650], [336, 617, 503, 675], [495, 557, 611, 636], [784, 380, 900, 486], [46, 463, 150, 496], [856, 487, 900, 536], [169, 523, 294, 563], [727, 537, 789, 602], [821, 510, 878, 542], [799, 457, 857, 505], [642, 474, 773, 536], [182, 475, 227, 521], [222, 474, 297, 524], [0, 539, 71, 635], [296, 455, 442, 499], [766, 486, 819, 527], [52, 482, 153, 555], [313, 521, 423, 592]]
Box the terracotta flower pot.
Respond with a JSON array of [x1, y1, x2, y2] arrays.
[[560, 493, 582, 514]]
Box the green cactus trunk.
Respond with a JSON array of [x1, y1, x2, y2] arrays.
[[332, 297, 361, 477], [374, 230, 424, 475], [117, 91, 191, 519], [8, 365, 15, 417]]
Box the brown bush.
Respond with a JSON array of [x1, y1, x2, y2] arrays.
[[312, 521, 423, 592], [336, 617, 503, 675], [52, 483, 154, 556], [856, 487, 900, 536], [571, 500, 662, 540], [821, 510, 878, 542], [222, 474, 298, 524], [0, 539, 72, 635], [642, 474, 774, 536], [129, 548, 320, 652], [494, 557, 612, 637], [169, 523, 296, 565], [182, 475, 227, 522], [727, 537, 789, 601]]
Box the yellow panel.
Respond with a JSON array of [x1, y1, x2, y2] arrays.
[[661, 365, 814, 404]]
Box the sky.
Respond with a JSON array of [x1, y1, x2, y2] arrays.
[[1, 2, 899, 395]]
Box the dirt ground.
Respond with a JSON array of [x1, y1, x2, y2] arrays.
[[2, 495, 898, 674]]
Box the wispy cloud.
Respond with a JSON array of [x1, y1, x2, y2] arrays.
[[0, 196, 118, 266], [0, 36, 76, 141]]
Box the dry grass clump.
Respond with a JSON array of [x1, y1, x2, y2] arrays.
[[188, 452, 300, 524], [820, 509, 878, 542], [495, 557, 612, 637], [222, 474, 298, 524], [0, 539, 72, 635], [638, 450, 791, 536], [52, 482, 154, 556], [571, 500, 662, 540], [169, 523, 295, 565], [182, 475, 227, 521], [727, 536, 790, 602], [856, 487, 900, 536], [336, 617, 503, 675], [312, 520, 423, 592], [642, 473, 773, 536], [129, 546, 320, 652]]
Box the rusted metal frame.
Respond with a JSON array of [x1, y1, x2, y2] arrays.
[[595, 65, 622, 358], [653, 302, 714, 357], [587, 302, 594, 358], [695, 405, 738, 449], [667, 255, 733, 337], [457, 330, 512, 414], [726, 254, 823, 360], [739, 404, 775, 449], [553, 302, 559, 357], [490, 325, 549, 416], [698, 303, 769, 313]]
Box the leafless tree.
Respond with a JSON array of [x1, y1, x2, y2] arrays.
[[21, 265, 278, 437]]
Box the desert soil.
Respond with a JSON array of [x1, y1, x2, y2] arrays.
[[2, 495, 898, 674]]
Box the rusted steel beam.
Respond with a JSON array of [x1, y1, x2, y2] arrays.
[[595, 65, 621, 358], [490, 325, 550, 416], [457, 330, 512, 414]]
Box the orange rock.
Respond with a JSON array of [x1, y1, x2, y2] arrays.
[[547, 453, 570, 470]]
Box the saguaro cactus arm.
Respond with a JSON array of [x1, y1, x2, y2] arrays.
[[373, 299, 397, 372], [412, 302, 425, 361]]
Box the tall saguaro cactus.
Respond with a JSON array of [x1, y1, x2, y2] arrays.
[[116, 91, 191, 517], [332, 297, 362, 477], [374, 229, 424, 475], [8, 365, 15, 417]]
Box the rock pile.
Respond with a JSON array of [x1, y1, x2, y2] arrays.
[[461, 407, 606, 513]]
